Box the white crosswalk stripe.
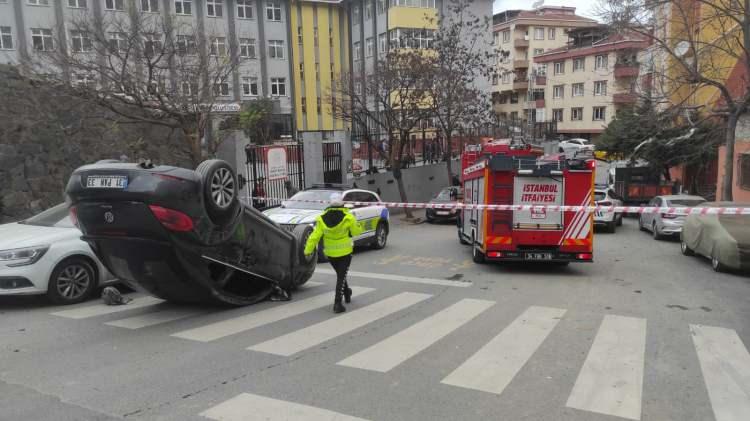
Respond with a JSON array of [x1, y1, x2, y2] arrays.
[[316, 268, 472, 287], [248, 292, 432, 356], [105, 307, 204, 329], [338, 298, 494, 372], [441, 305, 566, 395], [50, 295, 163, 319], [566, 315, 647, 421], [172, 287, 375, 342], [200, 392, 370, 421], [691, 324, 750, 421]]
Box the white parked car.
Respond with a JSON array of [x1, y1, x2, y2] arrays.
[[0, 203, 115, 304], [264, 186, 390, 261], [640, 195, 707, 240], [593, 188, 624, 233], [559, 138, 595, 159]]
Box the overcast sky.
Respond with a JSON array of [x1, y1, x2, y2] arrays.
[[493, 0, 599, 19]]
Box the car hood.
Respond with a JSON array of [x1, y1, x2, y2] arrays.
[[263, 208, 321, 224], [0, 223, 80, 250]]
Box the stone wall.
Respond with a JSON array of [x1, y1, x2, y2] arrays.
[[0, 65, 191, 223]]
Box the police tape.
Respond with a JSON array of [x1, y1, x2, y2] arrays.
[[247, 197, 750, 215]]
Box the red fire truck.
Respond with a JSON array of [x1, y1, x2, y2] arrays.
[[458, 140, 595, 264]]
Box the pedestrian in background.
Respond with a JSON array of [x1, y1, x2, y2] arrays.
[[284, 180, 298, 198], [304, 195, 363, 313]]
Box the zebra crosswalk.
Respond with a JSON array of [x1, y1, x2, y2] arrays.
[[46, 285, 750, 421]]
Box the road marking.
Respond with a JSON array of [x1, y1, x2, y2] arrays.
[[200, 392, 370, 421], [691, 324, 750, 421], [105, 307, 203, 329], [315, 268, 471, 287], [248, 292, 432, 356], [441, 306, 566, 395], [172, 286, 374, 342], [338, 298, 494, 372], [566, 315, 647, 421], [50, 296, 163, 319]]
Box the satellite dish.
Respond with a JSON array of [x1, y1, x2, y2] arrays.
[[674, 41, 690, 57]]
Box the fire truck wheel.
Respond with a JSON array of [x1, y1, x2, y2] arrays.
[[607, 221, 616, 233], [471, 235, 485, 264]]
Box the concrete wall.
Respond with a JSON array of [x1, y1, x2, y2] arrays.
[[353, 160, 459, 207]]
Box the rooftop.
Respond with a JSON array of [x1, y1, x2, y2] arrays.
[[493, 6, 598, 28]]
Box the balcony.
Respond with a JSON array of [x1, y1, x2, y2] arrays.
[[613, 92, 637, 104], [513, 79, 529, 90], [513, 59, 529, 69], [514, 38, 529, 48], [535, 76, 546, 85], [614, 63, 640, 78], [535, 99, 545, 108]]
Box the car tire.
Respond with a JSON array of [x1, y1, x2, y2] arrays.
[[638, 216, 647, 232], [607, 221, 616, 233], [291, 224, 317, 289], [46, 257, 97, 305], [196, 159, 240, 226], [681, 240, 695, 256], [652, 222, 664, 240], [711, 253, 726, 273], [372, 222, 388, 249], [616, 214, 623, 226], [472, 234, 485, 264]]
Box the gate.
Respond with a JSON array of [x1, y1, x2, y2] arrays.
[[244, 143, 305, 209], [322, 142, 342, 184]]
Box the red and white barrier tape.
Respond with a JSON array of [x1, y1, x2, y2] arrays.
[[249, 197, 750, 215]]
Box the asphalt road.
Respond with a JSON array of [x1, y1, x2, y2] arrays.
[[1, 216, 749, 421]]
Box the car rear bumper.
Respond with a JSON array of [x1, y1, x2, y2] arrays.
[[484, 250, 592, 263]]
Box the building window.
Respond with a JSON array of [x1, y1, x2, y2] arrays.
[[0, 27, 14, 50], [141, 0, 159, 12], [27, 0, 50, 4], [74, 73, 95, 88], [739, 154, 750, 190], [316, 97, 321, 114], [378, 33, 386, 55], [533, 48, 544, 56], [181, 80, 197, 96], [239, 38, 256, 58], [553, 84, 564, 99], [213, 82, 230, 96], [554, 61, 564, 75], [388, 28, 434, 49], [536, 63, 547, 76], [105, 0, 124, 10], [210, 37, 227, 56], [237, 0, 253, 18], [492, 74, 498, 85], [353, 5, 360, 23], [510, 92, 518, 104], [593, 106, 606, 121], [534, 27, 544, 40], [242, 76, 258, 96], [571, 107, 583, 121], [365, 0, 372, 19], [595, 54, 608, 69], [266, 1, 281, 21], [268, 39, 284, 59], [299, 62, 304, 80], [502, 30, 510, 43], [176, 34, 196, 55], [552, 108, 563, 122], [70, 30, 92, 53], [548, 28, 555, 40], [353, 41, 361, 60], [297, 26, 303, 45], [175, 0, 192, 14], [573, 57, 584, 71], [510, 111, 518, 120], [207, 0, 222, 17], [366, 37, 373, 57], [301, 96, 307, 113], [143, 34, 162, 56], [355, 81, 362, 95], [378, 0, 386, 14], [329, 27, 334, 47], [572, 83, 584, 97], [392, 0, 434, 6], [594, 80, 607, 96], [31, 28, 54, 51], [330, 63, 335, 81], [68, 0, 86, 8], [270, 77, 286, 96], [315, 62, 320, 80], [502, 73, 510, 84]]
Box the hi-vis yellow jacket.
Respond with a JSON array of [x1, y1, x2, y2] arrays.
[[304, 207, 364, 258]]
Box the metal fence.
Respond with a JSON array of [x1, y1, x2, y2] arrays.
[[244, 143, 305, 209]]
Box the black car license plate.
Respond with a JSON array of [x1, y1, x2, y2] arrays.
[[525, 252, 552, 260]]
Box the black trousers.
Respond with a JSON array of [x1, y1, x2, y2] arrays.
[[328, 254, 351, 302]]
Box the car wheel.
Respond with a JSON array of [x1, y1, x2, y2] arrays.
[[291, 225, 317, 289], [652, 222, 664, 240], [607, 221, 617, 233], [372, 222, 388, 249], [681, 240, 695, 256], [638, 216, 647, 232], [472, 234, 485, 264], [46, 257, 97, 305], [196, 159, 240, 226], [616, 214, 623, 226], [711, 254, 726, 272]]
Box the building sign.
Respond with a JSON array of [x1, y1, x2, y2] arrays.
[[186, 103, 241, 113], [266, 147, 288, 180]]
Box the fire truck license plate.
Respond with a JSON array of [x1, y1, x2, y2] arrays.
[[525, 252, 553, 260]]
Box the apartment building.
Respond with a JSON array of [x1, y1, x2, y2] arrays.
[[534, 26, 648, 140], [491, 6, 597, 122]]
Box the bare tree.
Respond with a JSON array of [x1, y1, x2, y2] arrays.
[[330, 50, 432, 218], [427, 0, 494, 185], [29, 8, 242, 166], [597, 0, 750, 200]]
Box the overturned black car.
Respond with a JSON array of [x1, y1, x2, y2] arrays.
[[65, 159, 316, 306]]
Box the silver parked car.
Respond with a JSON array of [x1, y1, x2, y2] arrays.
[[639, 195, 707, 240]]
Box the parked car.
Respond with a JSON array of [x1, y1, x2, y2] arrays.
[[558, 138, 595, 158], [639, 195, 707, 239], [593, 187, 623, 233], [264, 186, 389, 257], [681, 202, 750, 272], [0, 203, 116, 304], [426, 186, 463, 223], [66, 159, 316, 306]]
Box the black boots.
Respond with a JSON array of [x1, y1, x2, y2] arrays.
[[344, 279, 352, 303], [333, 301, 346, 313]]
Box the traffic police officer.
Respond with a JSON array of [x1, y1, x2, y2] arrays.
[[304, 195, 363, 313]]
